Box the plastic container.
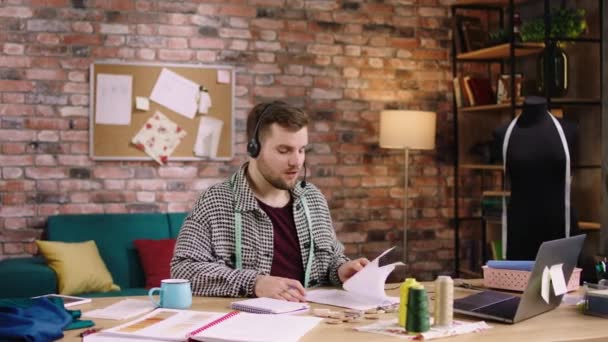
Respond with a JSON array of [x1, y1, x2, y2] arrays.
[[482, 266, 581, 292]]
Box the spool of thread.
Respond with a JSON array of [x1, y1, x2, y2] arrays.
[[406, 286, 430, 334], [433, 275, 454, 327], [398, 278, 419, 328]]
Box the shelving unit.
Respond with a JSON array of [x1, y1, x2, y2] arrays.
[[452, 0, 604, 277]]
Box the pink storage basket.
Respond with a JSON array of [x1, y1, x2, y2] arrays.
[[482, 266, 581, 292]]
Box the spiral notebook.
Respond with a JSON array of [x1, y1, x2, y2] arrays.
[[230, 297, 309, 314], [100, 308, 321, 342]]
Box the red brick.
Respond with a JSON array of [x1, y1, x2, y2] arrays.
[[63, 82, 89, 94], [158, 166, 198, 178], [3, 93, 25, 104], [253, 86, 287, 98], [0, 6, 33, 18], [0, 206, 35, 218], [219, 5, 256, 17], [3, 43, 24, 55], [60, 204, 104, 214], [93, 167, 133, 179], [2, 167, 23, 178], [0, 155, 34, 167], [195, 51, 217, 62], [0, 130, 36, 142], [158, 25, 195, 37], [126, 179, 166, 191], [0, 56, 30, 68], [25, 167, 67, 179], [190, 37, 225, 49], [218, 28, 251, 39], [0, 80, 34, 92], [72, 21, 93, 33], [25, 69, 66, 80], [251, 18, 285, 30], [99, 24, 129, 34], [60, 131, 88, 142], [0, 104, 34, 116], [308, 44, 342, 56], [166, 37, 188, 49], [158, 49, 193, 61]]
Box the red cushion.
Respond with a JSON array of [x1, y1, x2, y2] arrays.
[[133, 239, 176, 289]]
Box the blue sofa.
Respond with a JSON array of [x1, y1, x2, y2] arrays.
[[0, 212, 187, 298]]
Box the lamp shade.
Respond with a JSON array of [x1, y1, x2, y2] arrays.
[[379, 110, 436, 150]]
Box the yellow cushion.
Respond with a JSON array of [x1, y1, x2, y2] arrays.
[[36, 240, 120, 295]]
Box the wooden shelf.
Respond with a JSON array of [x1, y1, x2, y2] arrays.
[[551, 98, 602, 105], [459, 103, 518, 113], [459, 164, 504, 171], [457, 43, 545, 61], [579, 221, 600, 230], [482, 190, 510, 197], [455, 0, 530, 5]]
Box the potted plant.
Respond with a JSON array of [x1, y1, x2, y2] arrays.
[[520, 8, 587, 97]]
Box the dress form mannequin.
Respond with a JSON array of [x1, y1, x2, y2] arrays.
[[493, 96, 579, 260]]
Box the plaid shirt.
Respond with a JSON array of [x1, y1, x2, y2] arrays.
[[171, 163, 350, 297]]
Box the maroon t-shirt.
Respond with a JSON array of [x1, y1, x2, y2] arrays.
[[257, 198, 304, 283]]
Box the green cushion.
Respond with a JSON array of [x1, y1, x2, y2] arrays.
[[81, 288, 149, 298], [167, 212, 188, 238], [0, 257, 57, 298], [46, 213, 171, 290]]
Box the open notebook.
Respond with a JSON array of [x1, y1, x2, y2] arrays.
[[99, 308, 322, 342], [230, 297, 309, 314]]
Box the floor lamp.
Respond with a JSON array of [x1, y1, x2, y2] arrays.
[[379, 110, 437, 264]]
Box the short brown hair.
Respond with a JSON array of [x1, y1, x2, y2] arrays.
[[246, 101, 309, 143]]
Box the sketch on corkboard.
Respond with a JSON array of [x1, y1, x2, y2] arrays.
[[90, 61, 234, 163]]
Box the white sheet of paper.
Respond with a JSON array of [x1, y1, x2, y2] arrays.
[[135, 96, 149, 111], [95, 74, 132, 125], [306, 246, 402, 310], [193, 116, 223, 158], [217, 69, 231, 84], [541, 263, 567, 303], [150, 68, 199, 119]]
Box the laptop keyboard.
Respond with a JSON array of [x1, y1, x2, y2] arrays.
[[474, 296, 520, 319]]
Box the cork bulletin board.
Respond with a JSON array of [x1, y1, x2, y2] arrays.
[[89, 61, 234, 162]]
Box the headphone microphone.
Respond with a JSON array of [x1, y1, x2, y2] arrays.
[[301, 162, 307, 188], [247, 103, 275, 158]]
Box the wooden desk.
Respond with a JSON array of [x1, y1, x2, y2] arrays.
[[63, 284, 607, 342]]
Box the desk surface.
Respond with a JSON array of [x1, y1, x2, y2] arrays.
[[63, 284, 607, 342]]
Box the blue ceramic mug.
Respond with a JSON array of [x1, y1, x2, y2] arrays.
[[148, 279, 192, 309]]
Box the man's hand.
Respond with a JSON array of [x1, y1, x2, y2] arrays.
[[338, 258, 370, 283], [254, 275, 306, 302]]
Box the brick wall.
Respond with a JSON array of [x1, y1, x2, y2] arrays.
[[0, 0, 455, 280]]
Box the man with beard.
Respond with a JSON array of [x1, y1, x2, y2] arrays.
[[171, 101, 369, 302]]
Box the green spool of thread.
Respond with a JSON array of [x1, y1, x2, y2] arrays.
[[406, 286, 430, 334]]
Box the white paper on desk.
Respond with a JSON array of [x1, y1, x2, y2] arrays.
[[95, 74, 132, 125], [197, 91, 212, 114], [83, 299, 156, 320], [306, 246, 402, 310], [193, 116, 223, 158], [150, 68, 199, 119], [541, 263, 568, 303]]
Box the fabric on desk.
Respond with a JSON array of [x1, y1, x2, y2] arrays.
[[0, 298, 71, 341], [0, 297, 94, 341], [487, 260, 534, 271]]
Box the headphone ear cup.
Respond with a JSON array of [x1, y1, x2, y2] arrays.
[[247, 139, 259, 158]]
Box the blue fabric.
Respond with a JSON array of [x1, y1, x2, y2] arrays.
[[0, 298, 72, 342], [487, 260, 535, 271]]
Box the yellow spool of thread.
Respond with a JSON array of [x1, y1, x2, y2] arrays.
[[398, 278, 419, 327]]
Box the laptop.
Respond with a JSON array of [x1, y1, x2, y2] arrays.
[[453, 235, 585, 324]]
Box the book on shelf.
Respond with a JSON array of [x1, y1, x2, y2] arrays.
[[467, 77, 495, 106], [97, 308, 322, 342]]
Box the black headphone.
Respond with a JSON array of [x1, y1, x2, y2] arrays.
[[246, 103, 274, 158]]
